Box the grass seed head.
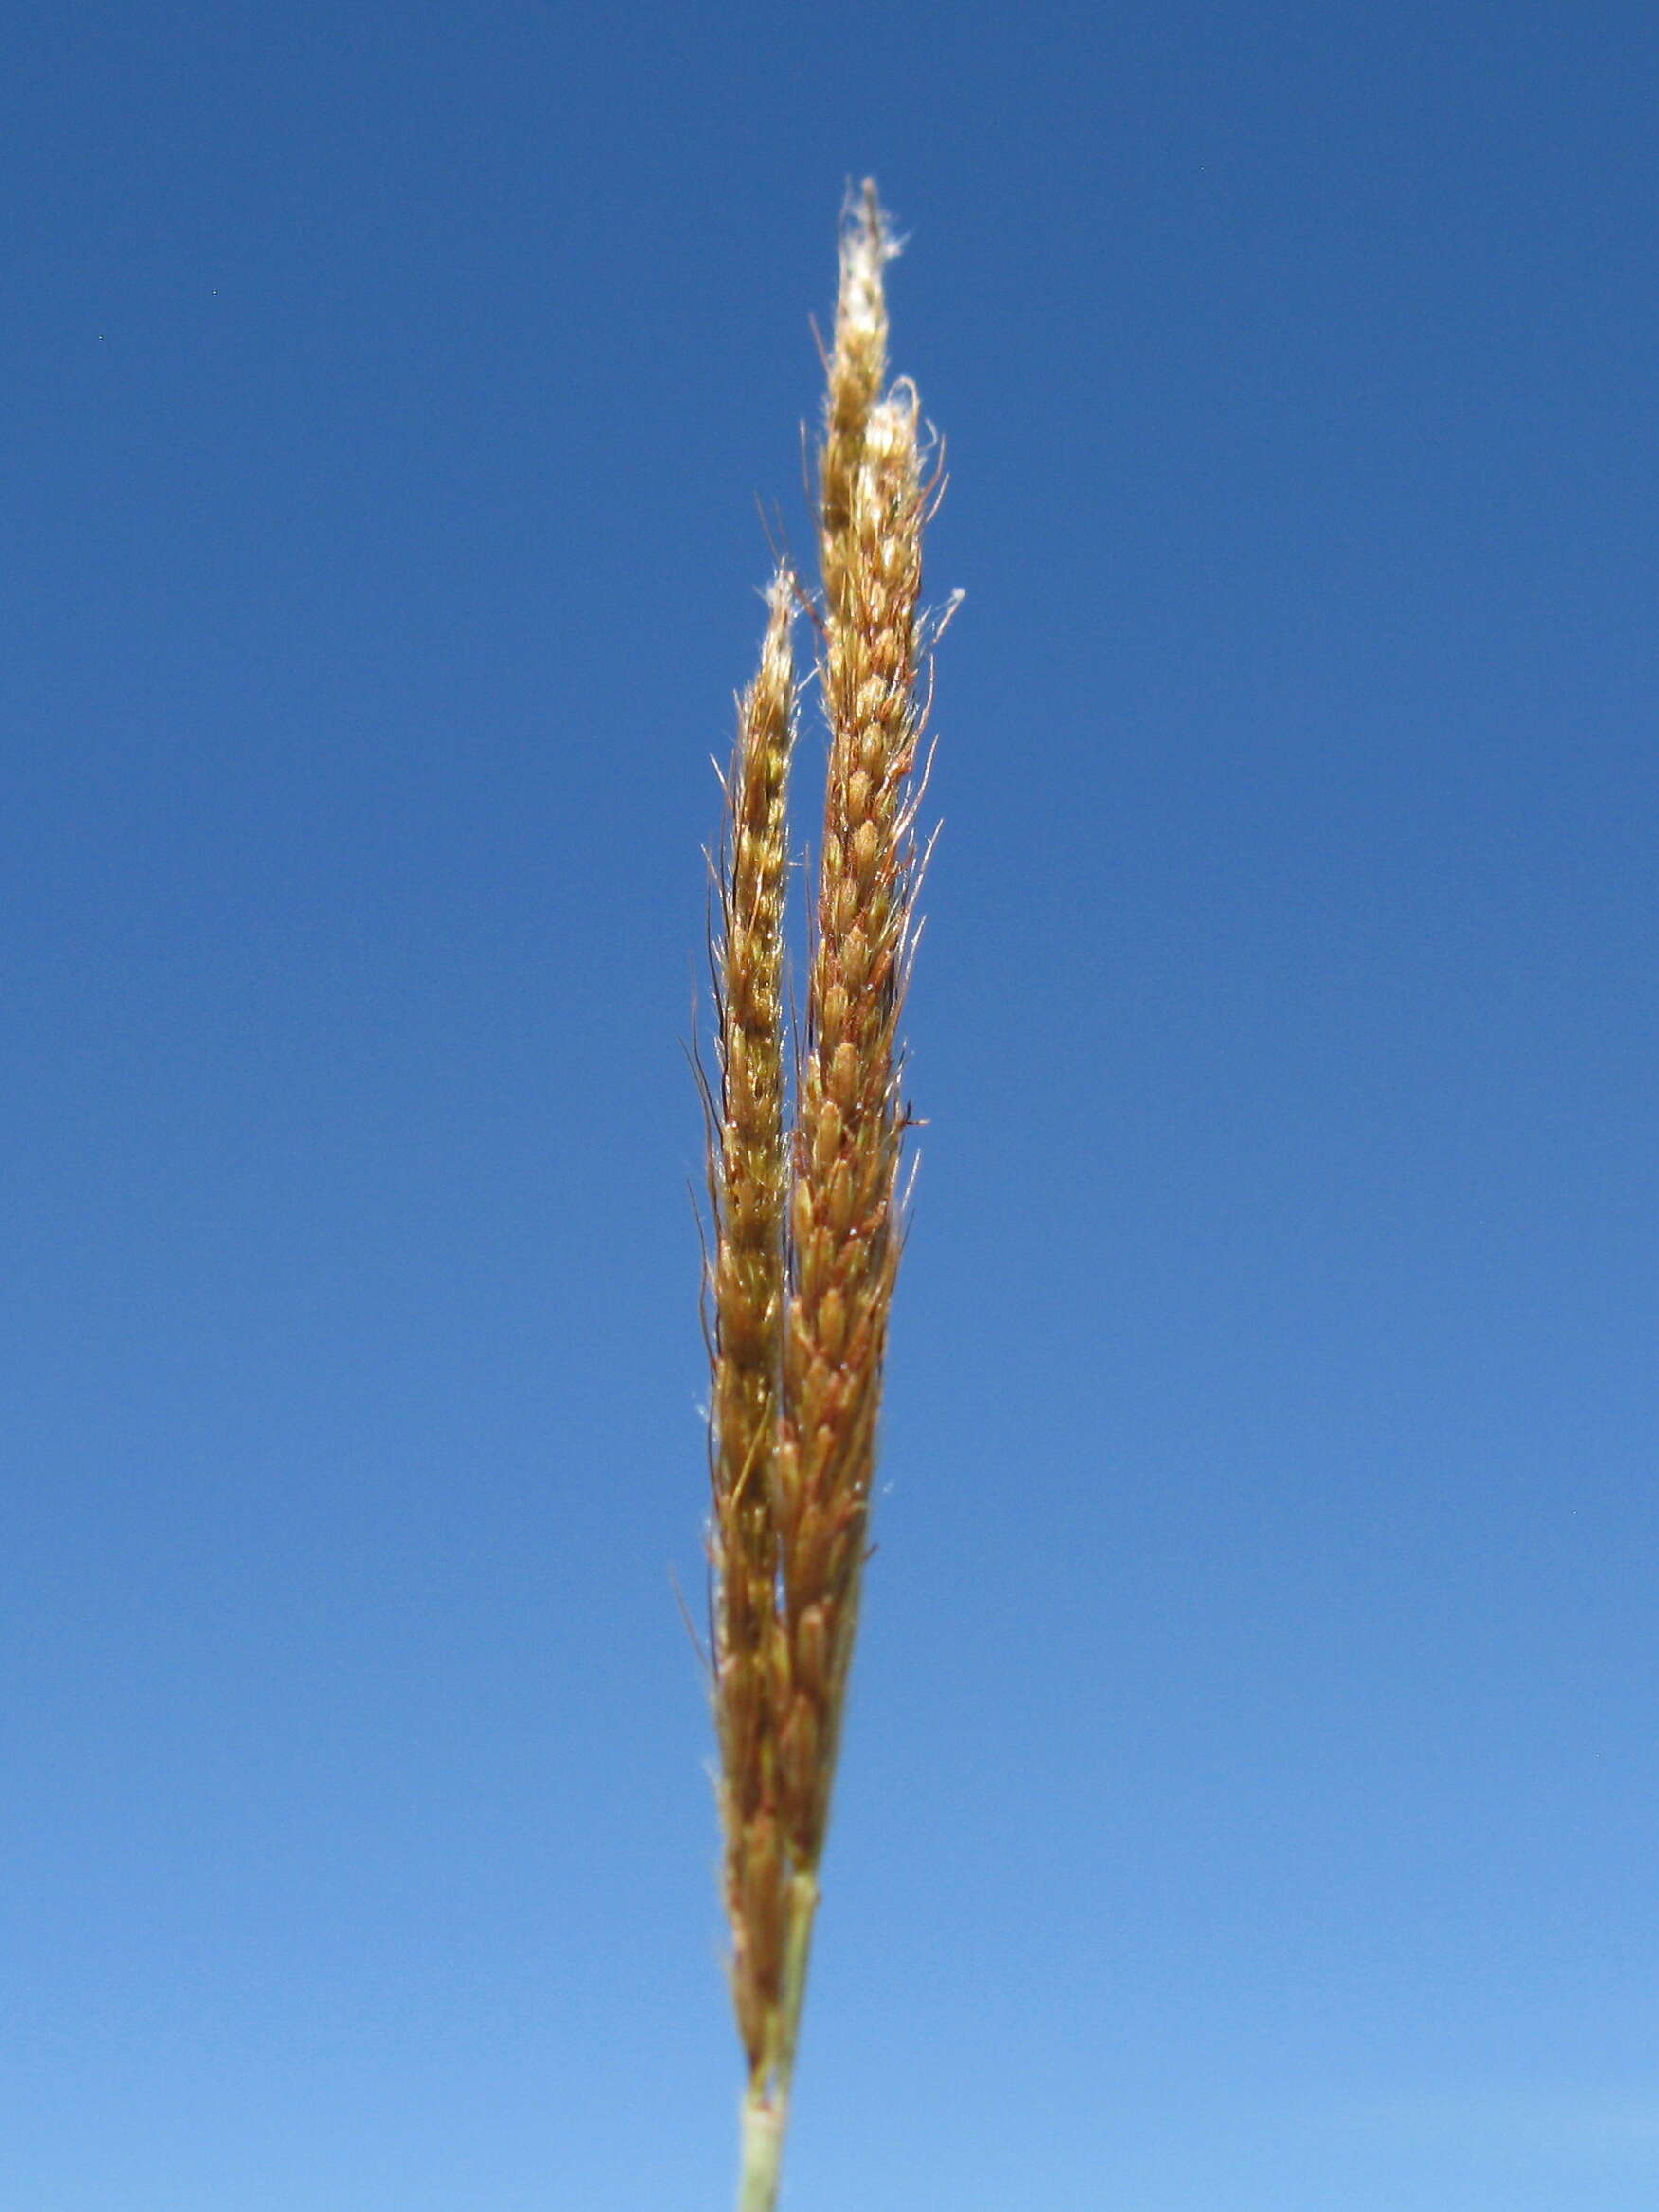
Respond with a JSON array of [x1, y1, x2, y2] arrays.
[[709, 571, 798, 2078], [704, 185, 941, 2176]]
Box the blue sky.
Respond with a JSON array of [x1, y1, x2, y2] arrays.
[[5, 5, 1656, 2208]]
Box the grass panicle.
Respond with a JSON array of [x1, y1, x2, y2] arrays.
[[705, 179, 938, 2212], [776, 377, 926, 1876], [708, 571, 798, 2079]]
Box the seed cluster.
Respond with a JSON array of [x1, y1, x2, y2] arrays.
[[776, 388, 924, 1868], [706, 183, 935, 2135], [710, 575, 797, 2070]]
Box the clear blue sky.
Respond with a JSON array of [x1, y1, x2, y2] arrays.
[[6, 6, 1656, 2208]]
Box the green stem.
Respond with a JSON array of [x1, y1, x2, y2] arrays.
[[736, 2094, 784, 2212], [734, 1869, 820, 2212]]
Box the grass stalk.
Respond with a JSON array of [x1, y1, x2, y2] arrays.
[[734, 1869, 819, 2212]]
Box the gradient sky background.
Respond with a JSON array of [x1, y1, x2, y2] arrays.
[[6, 6, 1657, 2209]]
